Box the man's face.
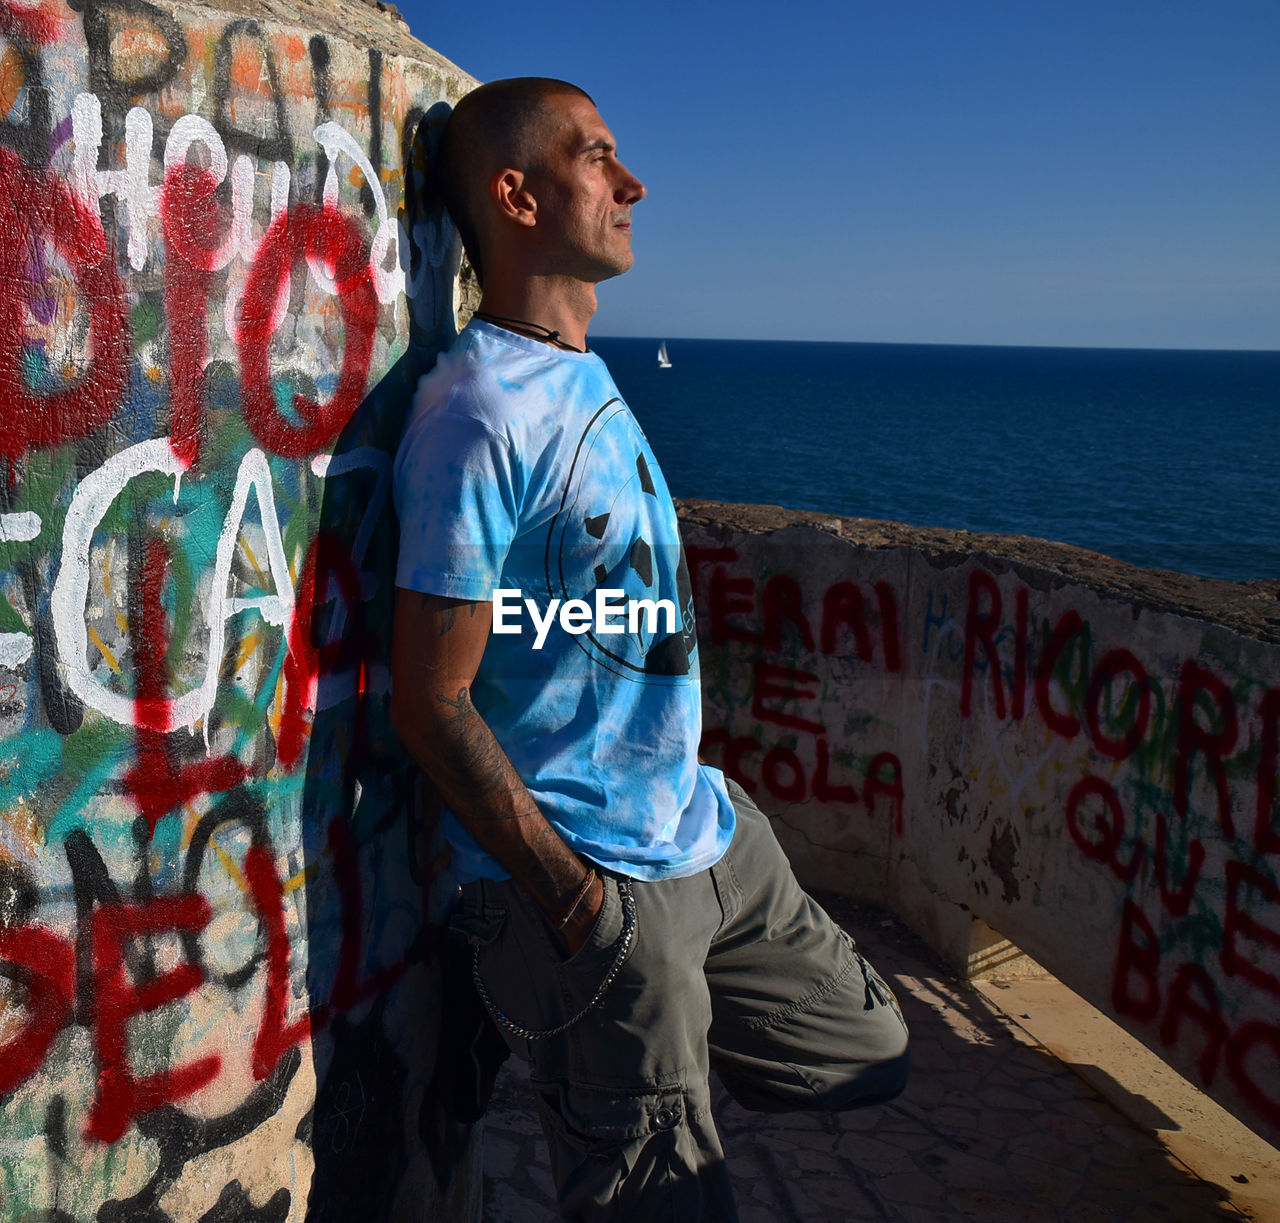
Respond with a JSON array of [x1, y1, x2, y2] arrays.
[[524, 93, 646, 282]]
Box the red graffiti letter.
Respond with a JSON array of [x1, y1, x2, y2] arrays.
[[161, 163, 227, 467], [0, 149, 127, 462], [761, 574, 813, 654], [751, 661, 823, 735], [1011, 587, 1028, 719], [961, 569, 1005, 719], [701, 730, 764, 794], [1257, 688, 1280, 855], [1085, 648, 1151, 762], [277, 540, 320, 771], [812, 736, 858, 805], [1221, 862, 1280, 1000], [1159, 963, 1226, 1086], [329, 819, 405, 1011], [727, 737, 763, 793], [0, 925, 75, 1095], [1175, 661, 1238, 838], [0, 3, 64, 42], [820, 582, 871, 660], [1111, 900, 1160, 1021], [761, 746, 805, 802], [875, 581, 901, 674], [87, 896, 220, 1143], [123, 539, 247, 835], [1035, 609, 1084, 739], [1154, 814, 1203, 918], [1066, 774, 1122, 863], [246, 845, 313, 1078], [239, 203, 378, 457], [1225, 1021, 1280, 1131], [1065, 775, 1139, 881]]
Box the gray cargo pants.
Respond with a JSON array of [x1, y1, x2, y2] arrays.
[[453, 779, 910, 1222]]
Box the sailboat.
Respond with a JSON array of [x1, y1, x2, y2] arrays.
[[657, 341, 672, 369]]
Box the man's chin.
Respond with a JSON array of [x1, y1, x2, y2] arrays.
[[569, 246, 635, 284], [599, 251, 636, 280]]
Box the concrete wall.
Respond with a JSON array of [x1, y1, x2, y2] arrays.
[[683, 500, 1280, 1149], [0, 2, 480, 1219]]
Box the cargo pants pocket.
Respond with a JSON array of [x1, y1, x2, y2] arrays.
[[449, 883, 561, 1052], [452, 876, 638, 1049], [532, 1078, 732, 1223]]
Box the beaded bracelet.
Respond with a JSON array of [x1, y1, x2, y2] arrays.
[[555, 868, 597, 929]]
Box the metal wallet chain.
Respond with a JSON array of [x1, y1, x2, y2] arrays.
[[471, 878, 637, 1042]]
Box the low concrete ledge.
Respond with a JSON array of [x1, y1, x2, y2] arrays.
[[679, 498, 1280, 1147], [678, 498, 1280, 644]]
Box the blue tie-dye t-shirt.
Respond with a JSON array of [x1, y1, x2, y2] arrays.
[[393, 320, 735, 883]]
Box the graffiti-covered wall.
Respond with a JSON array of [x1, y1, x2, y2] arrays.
[[0, 1, 479, 1218], [684, 500, 1280, 1148]]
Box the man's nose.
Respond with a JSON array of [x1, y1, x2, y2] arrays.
[[616, 164, 645, 204]]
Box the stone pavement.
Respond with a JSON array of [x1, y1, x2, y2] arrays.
[[479, 898, 1267, 1222]]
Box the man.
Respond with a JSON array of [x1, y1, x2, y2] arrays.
[[391, 78, 908, 1222]]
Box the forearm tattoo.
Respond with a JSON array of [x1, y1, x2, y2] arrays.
[[426, 685, 585, 910]]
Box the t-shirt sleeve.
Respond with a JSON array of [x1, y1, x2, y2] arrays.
[[393, 410, 520, 601]]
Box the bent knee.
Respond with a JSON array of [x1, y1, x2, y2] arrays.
[[810, 1041, 910, 1111]]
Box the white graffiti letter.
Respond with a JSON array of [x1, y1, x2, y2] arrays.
[[52, 439, 186, 726], [71, 97, 160, 272], [163, 115, 236, 271], [201, 448, 296, 737], [52, 442, 296, 734], [314, 120, 404, 304]]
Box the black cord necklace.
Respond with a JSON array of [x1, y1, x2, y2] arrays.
[[473, 311, 587, 353]]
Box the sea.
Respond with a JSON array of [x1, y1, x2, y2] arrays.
[[590, 338, 1280, 584]]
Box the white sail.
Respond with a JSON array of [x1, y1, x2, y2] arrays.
[[657, 341, 672, 368]]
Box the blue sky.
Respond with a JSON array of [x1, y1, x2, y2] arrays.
[[396, 1, 1278, 350]]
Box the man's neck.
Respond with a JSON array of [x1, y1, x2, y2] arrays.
[[476, 276, 597, 353]]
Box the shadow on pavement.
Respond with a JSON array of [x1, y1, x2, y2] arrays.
[[480, 896, 1247, 1222]]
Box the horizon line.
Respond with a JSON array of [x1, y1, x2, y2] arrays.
[[588, 334, 1280, 356]]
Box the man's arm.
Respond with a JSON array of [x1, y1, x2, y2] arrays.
[[390, 587, 604, 953]]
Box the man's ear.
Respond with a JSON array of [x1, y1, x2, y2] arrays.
[[491, 168, 537, 228]]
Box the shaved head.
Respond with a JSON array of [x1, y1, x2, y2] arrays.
[[438, 77, 595, 286]]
